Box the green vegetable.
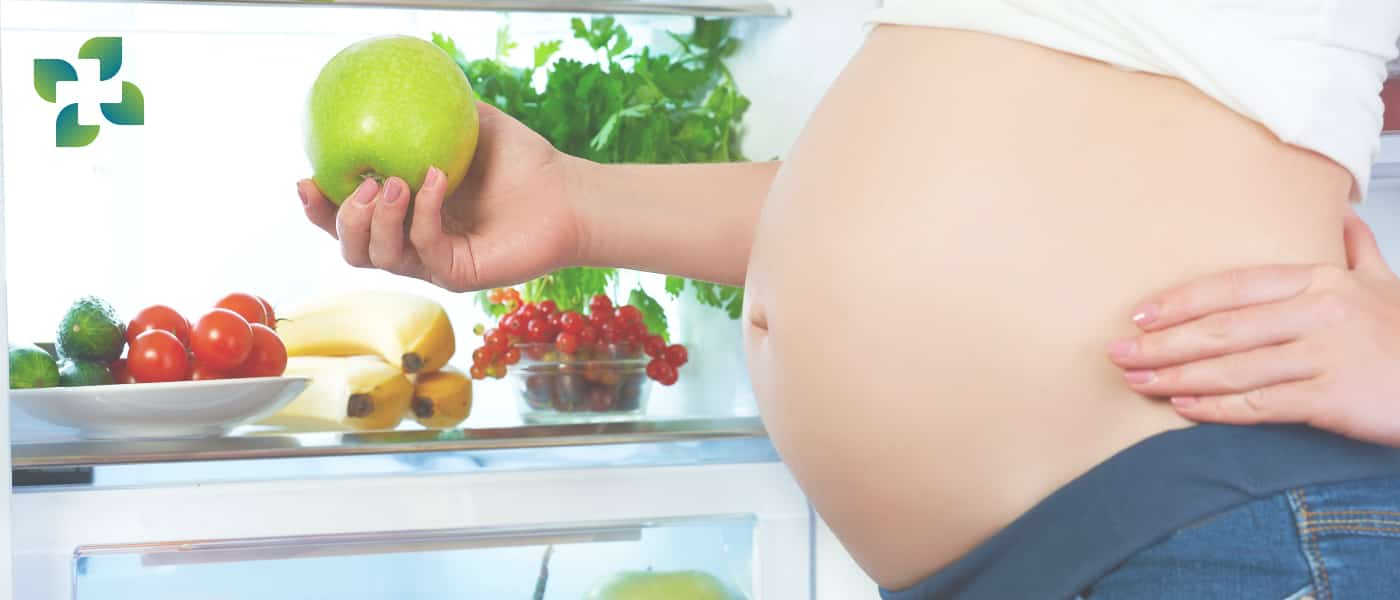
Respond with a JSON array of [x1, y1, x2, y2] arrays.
[[58, 358, 114, 387], [9, 343, 60, 389], [435, 16, 748, 332], [56, 295, 126, 362]]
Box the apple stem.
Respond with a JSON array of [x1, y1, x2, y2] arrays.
[[360, 170, 385, 185]]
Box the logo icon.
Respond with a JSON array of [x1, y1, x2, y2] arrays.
[[33, 36, 144, 147]]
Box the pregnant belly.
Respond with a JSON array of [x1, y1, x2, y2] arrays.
[[742, 25, 1353, 589]]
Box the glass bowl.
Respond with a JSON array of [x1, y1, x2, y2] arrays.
[[510, 342, 652, 424]]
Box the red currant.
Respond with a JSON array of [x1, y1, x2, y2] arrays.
[[579, 326, 599, 345], [559, 311, 586, 333], [644, 335, 666, 358], [588, 294, 613, 315], [469, 364, 487, 380], [472, 323, 485, 336], [538, 300, 558, 316], [600, 321, 626, 344], [616, 305, 643, 325], [646, 358, 678, 385], [503, 288, 522, 303], [485, 329, 509, 349], [472, 347, 493, 364], [526, 318, 555, 343], [488, 288, 505, 304], [486, 364, 506, 379], [663, 344, 688, 367], [503, 347, 521, 365], [517, 303, 540, 321], [501, 314, 527, 338], [547, 312, 562, 328], [556, 331, 581, 354]]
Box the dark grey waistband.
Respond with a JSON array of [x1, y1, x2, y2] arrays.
[[879, 424, 1400, 600]]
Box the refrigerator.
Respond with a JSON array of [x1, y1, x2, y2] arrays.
[[1, 1, 1398, 598], [0, 1, 884, 598]]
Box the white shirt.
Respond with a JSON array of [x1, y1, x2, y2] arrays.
[[869, 0, 1400, 201]]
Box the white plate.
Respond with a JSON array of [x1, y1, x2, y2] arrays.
[[10, 377, 310, 440]]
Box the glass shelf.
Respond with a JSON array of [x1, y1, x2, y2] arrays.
[[73, 515, 757, 600], [11, 417, 767, 469]]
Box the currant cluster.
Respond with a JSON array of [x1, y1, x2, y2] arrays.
[[470, 289, 689, 385]]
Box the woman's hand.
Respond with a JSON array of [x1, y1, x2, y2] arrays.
[[1108, 212, 1400, 446], [298, 101, 580, 292]]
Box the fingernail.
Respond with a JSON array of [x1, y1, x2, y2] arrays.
[[297, 182, 309, 207], [383, 178, 403, 205], [1124, 370, 1156, 385], [1108, 339, 1137, 358], [1131, 304, 1159, 327], [353, 179, 377, 205], [1171, 396, 1198, 408], [425, 167, 444, 189]]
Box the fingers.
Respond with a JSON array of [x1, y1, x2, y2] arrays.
[[299, 179, 339, 239], [1344, 211, 1390, 277], [1109, 298, 1315, 369], [1129, 265, 1314, 331], [1121, 341, 1318, 398], [368, 177, 418, 274], [335, 178, 379, 267], [1167, 379, 1322, 426], [408, 167, 478, 291]]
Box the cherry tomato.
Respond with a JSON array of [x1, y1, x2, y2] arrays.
[[191, 308, 254, 370], [232, 323, 287, 378], [257, 296, 277, 329], [215, 293, 268, 329], [108, 358, 136, 384], [127, 305, 191, 347], [128, 330, 192, 382], [190, 357, 228, 381]]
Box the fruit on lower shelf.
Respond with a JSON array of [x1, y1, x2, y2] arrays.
[[261, 356, 413, 431], [583, 570, 748, 600], [304, 34, 479, 206], [275, 291, 456, 374], [409, 365, 473, 429]]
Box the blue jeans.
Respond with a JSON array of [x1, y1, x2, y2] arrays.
[[1079, 475, 1400, 599]]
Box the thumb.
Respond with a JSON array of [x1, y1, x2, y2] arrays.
[[1343, 211, 1390, 277]]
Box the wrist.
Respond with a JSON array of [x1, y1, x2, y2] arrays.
[[561, 153, 604, 268]]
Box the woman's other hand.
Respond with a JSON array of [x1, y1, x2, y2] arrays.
[[298, 101, 580, 292], [1108, 212, 1400, 446]]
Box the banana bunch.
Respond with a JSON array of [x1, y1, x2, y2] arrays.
[[263, 356, 414, 432], [259, 291, 474, 432], [275, 291, 456, 374], [409, 366, 473, 429]]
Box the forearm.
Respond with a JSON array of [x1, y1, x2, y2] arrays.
[[565, 156, 780, 286]]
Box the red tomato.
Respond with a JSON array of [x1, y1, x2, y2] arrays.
[[127, 305, 191, 347], [215, 293, 268, 329], [232, 323, 287, 378], [108, 358, 136, 384], [191, 308, 254, 370], [190, 357, 228, 381], [128, 330, 191, 382], [257, 296, 277, 329]]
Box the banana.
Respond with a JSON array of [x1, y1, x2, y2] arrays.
[[260, 356, 414, 432], [275, 291, 456, 374], [409, 366, 473, 429]]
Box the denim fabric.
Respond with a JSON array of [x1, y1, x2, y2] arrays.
[[1082, 475, 1400, 599], [878, 425, 1400, 600]]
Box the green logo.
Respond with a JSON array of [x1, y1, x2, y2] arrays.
[[33, 36, 144, 147]]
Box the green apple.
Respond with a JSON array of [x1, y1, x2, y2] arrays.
[[305, 35, 479, 206], [583, 570, 748, 600]]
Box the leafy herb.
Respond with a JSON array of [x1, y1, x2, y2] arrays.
[[435, 16, 750, 334]]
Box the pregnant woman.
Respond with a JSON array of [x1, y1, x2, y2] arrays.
[[299, 3, 1400, 598]]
